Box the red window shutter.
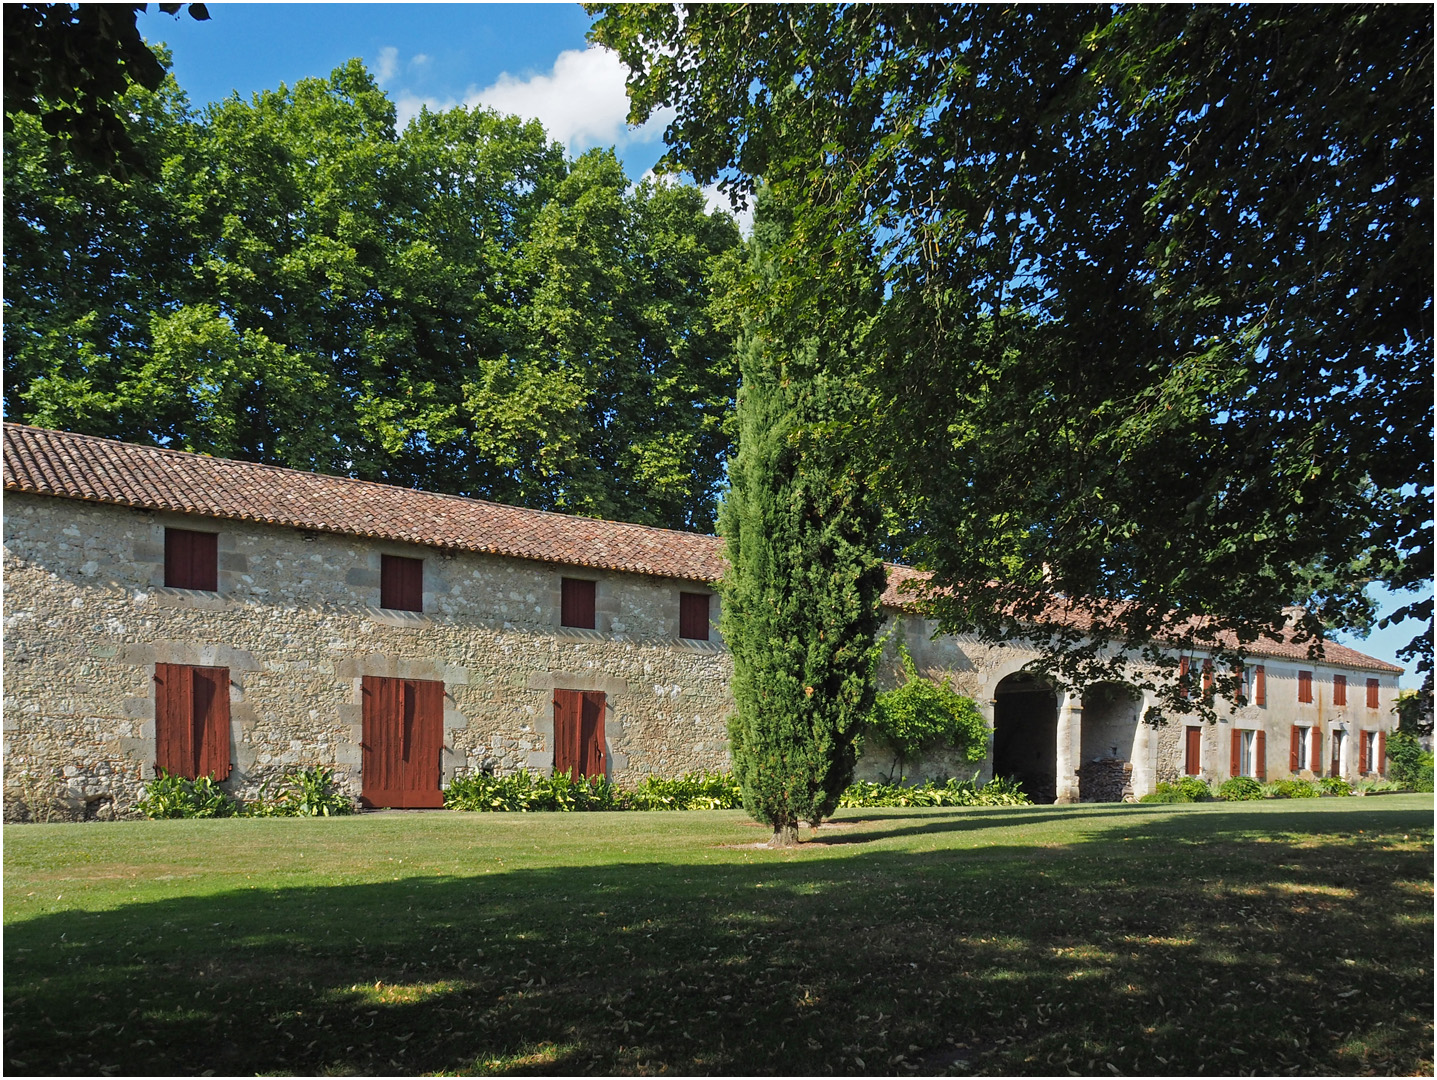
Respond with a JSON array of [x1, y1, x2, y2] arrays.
[[553, 689, 582, 777], [1309, 726, 1322, 776], [1184, 727, 1202, 775], [1297, 670, 1313, 704], [154, 663, 193, 776], [1289, 726, 1301, 773], [1332, 674, 1347, 707], [679, 592, 710, 640], [579, 691, 607, 778], [1255, 730, 1266, 780], [1358, 730, 1369, 773], [1377, 731, 1386, 776], [561, 578, 596, 629], [1202, 659, 1213, 697], [380, 555, 423, 611], [1255, 665, 1266, 707], [192, 666, 232, 780], [1230, 729, 1242, 776], [1178, 656, 1190, 699], [1366, 678, 1379, 710], [165, 528, 218, 591]]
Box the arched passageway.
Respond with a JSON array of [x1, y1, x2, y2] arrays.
[[1079, 682, 1143, 802], [991, 672, 1058, 804]]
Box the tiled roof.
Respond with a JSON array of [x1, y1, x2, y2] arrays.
[[3, 423, 726, 583], [4, 424, 1402, 674]]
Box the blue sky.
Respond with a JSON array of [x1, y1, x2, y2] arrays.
[[136, 3, 679, 184], [134, 4, 1427, 681]]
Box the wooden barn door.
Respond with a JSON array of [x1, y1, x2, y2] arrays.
[[361, 676, 444, 808], [553, 689, 607, 779]]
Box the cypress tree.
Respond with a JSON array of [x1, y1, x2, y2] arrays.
[[718, 206, 887, 847]]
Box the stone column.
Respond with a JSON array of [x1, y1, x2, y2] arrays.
[[978, 697, 996, 785], [1130, 692, 1158, 799], [1055, 690, 1083, 803]]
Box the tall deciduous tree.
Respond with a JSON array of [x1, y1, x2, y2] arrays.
[[719, 198, 887, 846], [4, 56, 742, 532], [591, 4, 1434, 700]]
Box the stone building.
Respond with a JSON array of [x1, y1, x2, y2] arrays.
[[2, 424, 1403, 818]]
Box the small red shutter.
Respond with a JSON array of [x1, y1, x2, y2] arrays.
[[165, 528, 218, 591], [561, 578, 596, 629], [1230, 729, 1242, 776], [380, 555, 423, 611], [679, 592, 710, 640], [1333, 674, 1347, 707], [1184, 727, 1202, 775], [553, 689, 582, 776], [1377, 731, 1386, 776], [1358, 730, 1369, 773], [579, 691, 607, 778], [1289, 726, 1301, 772], [1366, 678, 1380, 710], [1178, 656, 1190, 698], [1233, 663, 1246, 706], [1254, 665, 1266, 707], [192, 666, 232, 780], [1202, 659, 1214, 697], [1255, 730, 1266, 780], [1309, 726, 1322, 775], [1297, 670, 1313, 704], [154, 663, 193, 776]]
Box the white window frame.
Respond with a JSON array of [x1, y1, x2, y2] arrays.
[[1296, 725, 1312, 773], [1240, 729, 1258, 778], [1364, 730, 1379, 773]]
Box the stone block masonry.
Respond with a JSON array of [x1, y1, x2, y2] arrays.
[[2, 493, 731, 819]]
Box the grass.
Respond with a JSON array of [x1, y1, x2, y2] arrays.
[[4, 797, 1432, 1076]]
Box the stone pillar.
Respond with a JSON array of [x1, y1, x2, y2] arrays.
[[977, 697, 996, 785], [1055, 690, 1083, 804], [1130, 692, 1158, 799]]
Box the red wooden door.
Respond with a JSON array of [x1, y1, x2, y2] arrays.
[[1184, 726, 1202, 775], [362, 676, 444, 808], [155, 663, 231, 779], [554, 689, 606, 778]]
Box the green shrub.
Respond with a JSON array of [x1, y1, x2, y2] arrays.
[[1217, 776, 1264, 801], [864, 643, 988, 780], [1352, 776, 1404, 794], [1139, 777, 1214, 803], [1318, 776, 1353, 796], [444, 769, 629, 812], [1386, 730, 1435, 792], [837, 776, 1030, 808], [626, 771, 744, 810], [245, 767, 355, 817], [1265, 778, 1318, 799], [137, 770, 238, 819]]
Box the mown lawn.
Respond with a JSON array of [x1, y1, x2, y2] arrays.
[[4, 797, 1432, 1076]]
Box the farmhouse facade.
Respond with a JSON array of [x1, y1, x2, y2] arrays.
[[2, 424, 1403, 819]]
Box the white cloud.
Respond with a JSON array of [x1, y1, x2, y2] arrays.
[[472, 45, 673, 155], [411, 53, 430, 68], [374, 46, 399, 86], [700, 181, 754, 236]]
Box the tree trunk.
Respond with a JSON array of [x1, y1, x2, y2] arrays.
[[768, 821, 799, 847]]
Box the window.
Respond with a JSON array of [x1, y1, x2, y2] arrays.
[[360, 677, 444, 808], [1332, 674, 1347, 707], [1232, 728, 1265, 779], [164, 527, 218, 591], [560, 578, 596, 629], [553, 689, 606, 778], [1366, 678, 1380, 710], [1360, 729, 1385, 775], [154, 663, 231, 780], [679, 592, 710, 640], [1297, 669, 1313, 704], [1289, 725, 1320, 775], [1184, 727, 1202, 775], [380, 554, 423, 611], [1330, 729, 1346, 776]]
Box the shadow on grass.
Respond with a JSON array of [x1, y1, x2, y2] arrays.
[[4, 802, 1431, 1077]]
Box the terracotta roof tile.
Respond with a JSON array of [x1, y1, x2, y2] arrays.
[[4, 424, 1402, 674]]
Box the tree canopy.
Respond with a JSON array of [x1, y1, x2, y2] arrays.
[[590, 4, 1433, 703], [4, 54, 742, 532]]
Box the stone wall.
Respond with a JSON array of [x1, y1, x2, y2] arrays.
[[2, 493, 732, 818]]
